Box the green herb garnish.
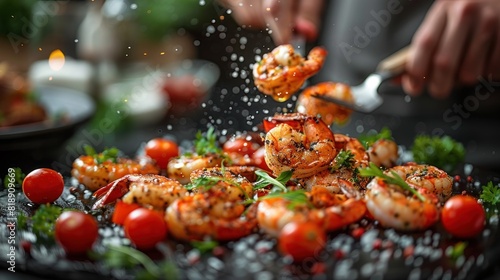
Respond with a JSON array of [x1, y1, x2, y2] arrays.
[[411, 134, 465, 173], [194, 127, 222, 156], [448, 241, 467, 261], [359, 163, 426, 202], [358, 127, 393, 149], [480, 181, 500, 207], [253, 170, 292, 193], [84, 145, 121, 164], [191, 240, 219, 254], [96, 245, 178, 280], [259, 190, 312, 209], [3, 167, 25, 189], [330, 150, 354, 171], [31, 204, 63, 240]]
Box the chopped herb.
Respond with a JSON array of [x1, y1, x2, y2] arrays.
[[480, 181, 500, 207], [95, 245, 178, 280], [3, 167, 25, 189], [358, 127, 393, 149], [411, 134, 465, 173], [330, 150, 354, 171], [448, 241, 467, 261], [259, 190, 312, 209], [84, 145, 121, 164], [17, 212, 28, 230], [194, 127, 222, 156], [359, 163, 426, 202], [191, 240, 219, 254], [31, 204, 63, 240], [253, 170, 292, 193]]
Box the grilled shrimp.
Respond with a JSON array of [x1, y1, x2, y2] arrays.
[[257, 184, 366, 237], [367, 139, 399, 168], [92, 174, 187, 210], [165, 193, 258, 241], [253, 45, 327, 102], [390, 163, 453, 203], [72, 155, 159, 191], [300, 134, 370, 191], [296, 82, 354, 126], [189, 167, 254, 201], [264, 113, 336, 179], [167, 152, 224, 185], [365, 177, 440, 231]]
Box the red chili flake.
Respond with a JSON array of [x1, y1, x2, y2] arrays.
[[372, 238, 383, 250], [311, 262, 326, 275], [212, 246, 225, 258], [351, 227, 365, 239], [454, 175, 461, 182], [467, 176, 473, 183], [69, 186, 77, 193], [334, 250, 345, 260], [403, 245, 414, 258]]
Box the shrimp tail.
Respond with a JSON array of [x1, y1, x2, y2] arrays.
[[92, 175, 136, 209]]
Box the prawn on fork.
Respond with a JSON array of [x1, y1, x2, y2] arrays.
[[253, 45, 327, 102]]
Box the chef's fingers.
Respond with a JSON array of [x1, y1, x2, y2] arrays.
[[485, 20, 500, 81], [427, 2, 476, 99], [263, 0, 298, 45], [459, 6, 497, 85], [402, 2, 447, 96], [294, 0, 324, 42], [219, 0, 266, 28]]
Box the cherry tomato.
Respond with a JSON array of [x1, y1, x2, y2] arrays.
[[251, 146, 271, 172], [55, 211, 99, 254], [111, 200, 141, 225], [144, 138, 179, 169], [223, 136, 260, 156], [22, 168, 64, 204], [441, 195, 485, 239], [278, 221, 327, 262], [124, 208, 167, 250]]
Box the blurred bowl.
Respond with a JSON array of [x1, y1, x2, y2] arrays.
[[158, 59, 220, 116], [103, 74, 170, 126]]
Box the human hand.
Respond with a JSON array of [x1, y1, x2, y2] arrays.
[[218, 0, 325, 44], [402, 0, 500, 98]]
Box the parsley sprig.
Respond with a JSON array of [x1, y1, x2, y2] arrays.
[[194, 127, 222, 156], [84, 145, 121, 164], [411, 134, 465, 173], [480, 181, 500, 208], [253, 170, 292, 193], [359, 163, 426, 202], [3, 167, 25, 189], [330, 150, 354, 171]]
